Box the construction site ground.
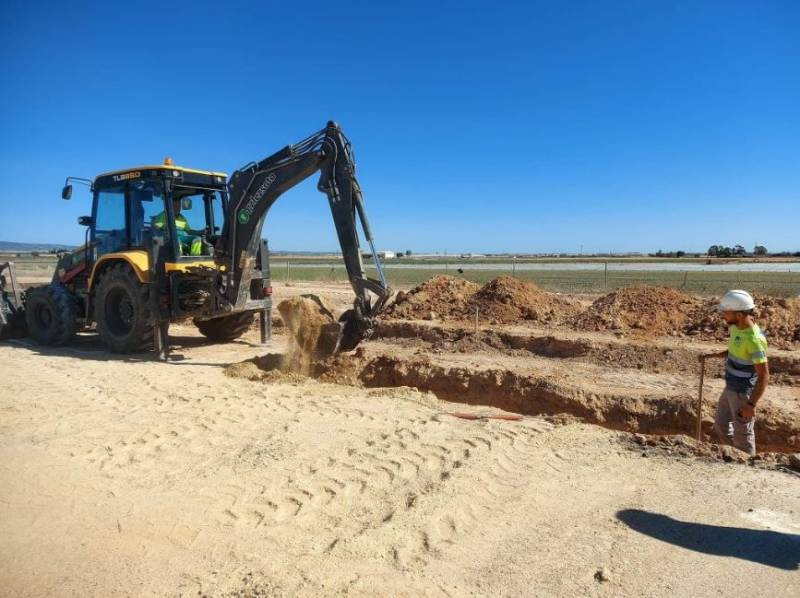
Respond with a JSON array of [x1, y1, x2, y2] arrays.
[[1, 281, 799, 597]]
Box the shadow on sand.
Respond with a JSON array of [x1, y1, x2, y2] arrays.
[[2, 332, 260, 366], [617, 508, 800, 570]]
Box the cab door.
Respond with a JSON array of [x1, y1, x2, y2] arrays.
[[92, 184, 127, 258]]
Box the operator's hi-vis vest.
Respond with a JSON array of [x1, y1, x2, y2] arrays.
[[152, 212, 188, 230], [152, 212, 202, 255]]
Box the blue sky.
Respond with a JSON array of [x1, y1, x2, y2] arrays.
[[1, 1, 798, 253]]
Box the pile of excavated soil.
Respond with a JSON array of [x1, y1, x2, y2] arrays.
[[223, 361, 265, 381], [628, 433, 799, 471], [385, 275, 579, 325], [386, 276, 479, 320], [223, 355, 309, 384], [388, 277, 800, 347], [571, 286, 700, 336], [686, 295, 800, 349], [469, 276, 581, 325], [313, 349, 368, 385]]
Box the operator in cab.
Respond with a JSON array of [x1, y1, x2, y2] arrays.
[[153, 198, 203, 256]]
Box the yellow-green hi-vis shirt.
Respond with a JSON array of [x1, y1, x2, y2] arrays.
[[725, 324, 768, 393]]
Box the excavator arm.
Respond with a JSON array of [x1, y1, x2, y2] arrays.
[[215, 121, 390, 350]]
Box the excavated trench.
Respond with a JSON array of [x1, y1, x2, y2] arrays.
[[239, 307, 797, 455], [237, 348, 799, 455], [347, 355, 798, 454]]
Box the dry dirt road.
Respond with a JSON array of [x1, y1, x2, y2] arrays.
[[1, 283, 799, 597]]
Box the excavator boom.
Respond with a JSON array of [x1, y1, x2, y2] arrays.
[[215, 121, 390, 351]]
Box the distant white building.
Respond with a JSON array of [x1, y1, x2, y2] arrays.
[[362, 250, 396, 259]]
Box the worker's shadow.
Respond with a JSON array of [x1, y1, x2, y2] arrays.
[[616, 509, 800, 570]]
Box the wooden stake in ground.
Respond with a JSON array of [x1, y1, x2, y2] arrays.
[[696, 359, 705, 441]]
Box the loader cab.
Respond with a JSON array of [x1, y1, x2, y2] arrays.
[[89, 163, 228, 264]]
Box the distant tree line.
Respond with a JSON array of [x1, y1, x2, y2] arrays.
[[707, 244, 767, 257], [647, 245, 800, 258], [649, 250, 694, 258]]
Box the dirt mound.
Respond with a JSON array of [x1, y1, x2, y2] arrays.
[[385, 275, 579, 325], [686, 294, 800, 349], [470, 276, 581, 325], [385, 276, 479, 320], [572, 285, 699, 336], [224, 353, 311, 384], [223, 361, 265, 381], [628, 433, 796, 471], [573, 286, 800, 347]]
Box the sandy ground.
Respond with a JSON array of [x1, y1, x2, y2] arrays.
[[1, 282, 799, 596]]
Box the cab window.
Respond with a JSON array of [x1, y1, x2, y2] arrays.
[[175, 194, 207, 232], [211, 192, 225, 234], [129, 180, 167, 247]]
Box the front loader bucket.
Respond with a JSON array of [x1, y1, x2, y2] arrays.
[[0, 262, 27, 339]]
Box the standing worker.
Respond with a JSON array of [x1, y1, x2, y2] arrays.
[[699, 290, 769, 456]]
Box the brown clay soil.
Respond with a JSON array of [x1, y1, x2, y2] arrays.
[[385, 275, 480, 320], [571, 285, 700, 336], [386, 278, 800, 349], [686, 294, 800, 349], [468, 276, 582, 324], [386, 275, 581, 325], [573, 287, 800, 349]]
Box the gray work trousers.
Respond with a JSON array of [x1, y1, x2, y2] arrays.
[[713, 388, 756, 456]]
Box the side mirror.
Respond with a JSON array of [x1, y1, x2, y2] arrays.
[[181, 197, 193, 210], [78, 215, 93, 227], [62, 185, 73, 200]]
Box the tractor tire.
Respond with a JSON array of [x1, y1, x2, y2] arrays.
[[194, 311, 255, 343], [24, 284, 79, 346], [94, 263, 155, 353]]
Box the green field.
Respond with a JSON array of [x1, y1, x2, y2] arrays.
[[4, 253, 799, 297], [278, 263, 800, 297]]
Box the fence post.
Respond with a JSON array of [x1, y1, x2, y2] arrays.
[[682, 270, 689, 290], [286, 260, 290, 283], [512, 256, 516, 277], [603, 261, 608, 288]]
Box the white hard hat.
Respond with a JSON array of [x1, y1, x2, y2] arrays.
[[717, 289, 755, 312]]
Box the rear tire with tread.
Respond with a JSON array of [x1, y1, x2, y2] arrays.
[[94, 263, 154, 353], [24, 284, 79, 346], [194, 312, 255, 343]]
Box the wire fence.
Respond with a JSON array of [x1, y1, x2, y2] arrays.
[[276, 261, 800, 297]]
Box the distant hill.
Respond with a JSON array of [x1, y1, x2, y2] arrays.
[[0, 241, 76, 252]]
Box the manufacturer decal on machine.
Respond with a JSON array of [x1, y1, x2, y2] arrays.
[[112, 171, 141, 182], [237, 172, 277, 224]]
